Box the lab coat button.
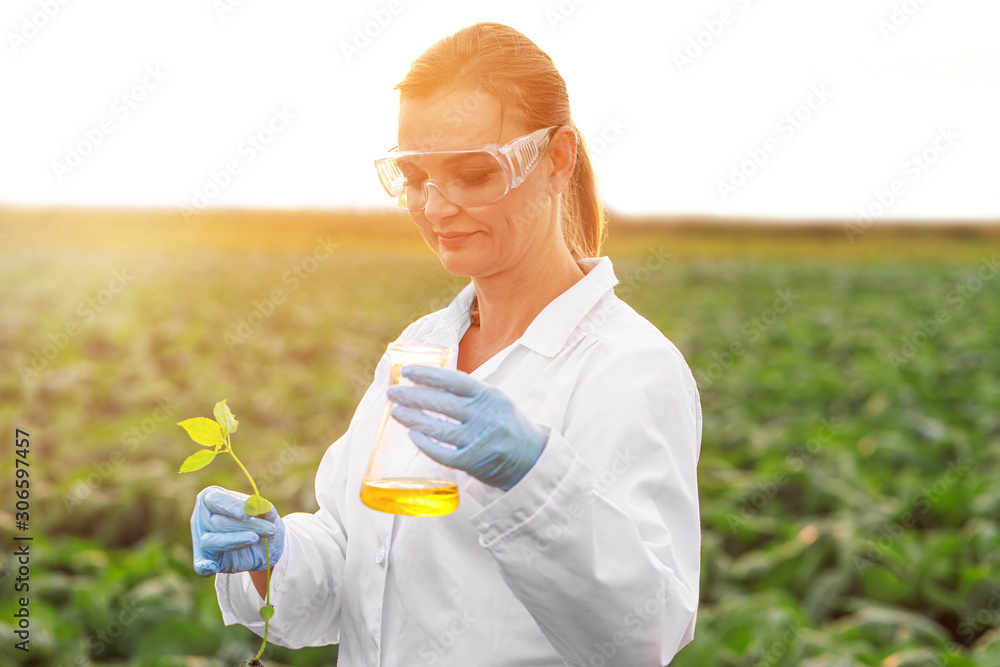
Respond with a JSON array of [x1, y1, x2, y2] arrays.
[[375, 546, 386, 563]]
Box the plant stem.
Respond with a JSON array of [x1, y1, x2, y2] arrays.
[[254, 538, 271, 661], [225, 432, 261, 497], [223, 432, 273, 662]]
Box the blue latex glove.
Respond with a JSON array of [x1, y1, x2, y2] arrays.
[[386, 365, 547, 490], [190, 485, 285, 576]]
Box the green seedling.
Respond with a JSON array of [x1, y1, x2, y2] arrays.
[[178, 399, 274, 667]]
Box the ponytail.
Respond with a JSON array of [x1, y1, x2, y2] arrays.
[[561, 119, 608, 260]]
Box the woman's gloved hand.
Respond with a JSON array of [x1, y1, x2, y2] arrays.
[[190, 485, 285, 576], [386, 365, 547, 491]]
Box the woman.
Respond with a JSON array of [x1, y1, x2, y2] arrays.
[[191, 22, 702, 666]]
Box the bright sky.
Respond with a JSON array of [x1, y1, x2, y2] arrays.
[[2, 0, 998, 220]]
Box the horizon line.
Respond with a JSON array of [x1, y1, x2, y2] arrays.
[[1, 204, 997, 229]]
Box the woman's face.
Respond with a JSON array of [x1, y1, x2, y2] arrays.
[[397, 87, 572, 279]]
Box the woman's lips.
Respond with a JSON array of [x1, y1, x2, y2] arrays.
[[436, 231, 476, 247]]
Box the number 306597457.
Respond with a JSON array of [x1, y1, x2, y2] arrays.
[[15, 429, 30, 522]]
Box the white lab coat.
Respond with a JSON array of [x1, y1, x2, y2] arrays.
[[215, 255, 703, 666]]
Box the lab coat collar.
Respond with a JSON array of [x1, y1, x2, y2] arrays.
[[421, 256, 619, 359]]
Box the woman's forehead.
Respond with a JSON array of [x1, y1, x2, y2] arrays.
[[397, 88, 519, 151]]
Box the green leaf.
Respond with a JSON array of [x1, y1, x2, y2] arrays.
[[177, 418, 225, 448], [213, 399, 239, 435], [245, 494, 271, 516], [259, 604, 274, 621], [179, 449, 217, 473]]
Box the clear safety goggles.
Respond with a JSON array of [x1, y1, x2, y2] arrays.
[[374, 126, 562, 211]]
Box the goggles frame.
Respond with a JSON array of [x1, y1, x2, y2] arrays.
[[374, 125, 564, 211]]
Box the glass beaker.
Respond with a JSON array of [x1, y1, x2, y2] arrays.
[[360, 342, 459, 517]]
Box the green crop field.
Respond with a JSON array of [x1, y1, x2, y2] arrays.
[[2, 209, 999, 666]]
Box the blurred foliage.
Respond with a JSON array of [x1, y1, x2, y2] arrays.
[[1, 211, 999, 665]]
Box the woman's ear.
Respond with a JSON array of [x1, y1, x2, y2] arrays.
[[546, 126, 578, 197]]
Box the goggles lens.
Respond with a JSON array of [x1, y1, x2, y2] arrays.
[[377, 151, 507, 211], [374, 126, 560, 211]]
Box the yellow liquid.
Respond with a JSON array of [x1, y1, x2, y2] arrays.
[[360, 478, 459, 517]]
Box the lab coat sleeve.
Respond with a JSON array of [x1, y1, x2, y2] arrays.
[[212, 425, 351, 648], [468, 341, 703, 666]]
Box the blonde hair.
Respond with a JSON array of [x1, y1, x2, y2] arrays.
[[394, 22, 608, 325]]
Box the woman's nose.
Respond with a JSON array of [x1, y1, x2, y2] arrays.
[[422, 181, 460, 218]]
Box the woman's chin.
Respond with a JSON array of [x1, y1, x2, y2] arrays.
[[436, 249, 485, 277]]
